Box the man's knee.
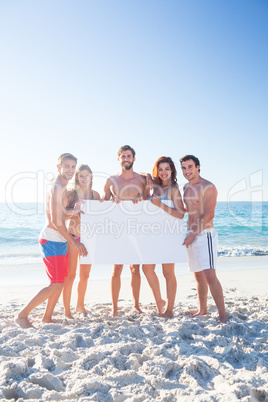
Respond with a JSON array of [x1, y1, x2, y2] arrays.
[[204, 269, 218, 285], [194, 271, 206, 283], [51, 282, 65, 291], [130, 264, 140, 275]]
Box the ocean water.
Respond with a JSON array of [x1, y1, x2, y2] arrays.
[[0, 202, 267, 270]]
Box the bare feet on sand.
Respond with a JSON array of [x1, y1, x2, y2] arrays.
[[157, 299, 166, 314], [64, 312, 75, 319], [15, 317, 34, 329], [134, 306, 143, 314], [185, 309, 208, 317], [42, 318, 56, 324], [160, 310, 173, 318], [218, 315, 228, 324], [75, 308, 88, 316], [110, 309, 118, 318], [186, 310, 228, 324]]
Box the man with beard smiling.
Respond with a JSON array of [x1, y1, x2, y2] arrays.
[[103, 145, 150, 316]]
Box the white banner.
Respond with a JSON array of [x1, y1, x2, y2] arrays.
[[80, 201, 187, 264]]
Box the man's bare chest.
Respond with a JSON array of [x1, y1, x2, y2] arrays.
[[111, 178, 144, 198], [184, 188, 203, 211]]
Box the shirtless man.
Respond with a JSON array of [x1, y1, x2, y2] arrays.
[[15, 153, 88, 328], [103, 145, 150, 316], [180, 155, 227, 324]]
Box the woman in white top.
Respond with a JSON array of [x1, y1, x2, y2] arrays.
[[143, 156, 185, 317]]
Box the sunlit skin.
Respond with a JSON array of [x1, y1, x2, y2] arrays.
[[143, 161, 185, 318], [118, 150, 135, 171], [63, 168, 100, 318], [181, 158, 228, 324], [103, 147, 150, 317], [57, 159, 77, 182], [15, 157, 88, 329], [104, 150, 147, 202], [181, 160, 215, 247]]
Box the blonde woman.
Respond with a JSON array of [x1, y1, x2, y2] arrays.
[[63, 164, 100, 318]]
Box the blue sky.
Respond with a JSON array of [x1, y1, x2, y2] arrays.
[[1, 0, 267, 203]]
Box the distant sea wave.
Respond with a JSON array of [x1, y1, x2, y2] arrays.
[[1, 247, 268, 266], [218, 246, 268, 257]]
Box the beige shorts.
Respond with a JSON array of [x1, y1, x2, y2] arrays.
[[186, 229, 218, 273]]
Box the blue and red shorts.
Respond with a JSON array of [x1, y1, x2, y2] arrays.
[[39, 239, 68, 283]]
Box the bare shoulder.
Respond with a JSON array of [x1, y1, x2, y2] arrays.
[[202, 178, 217, 190], [137, 172, 147, 183], [51, 179, 65, 195], [171, 184, 182, 195], [107, 174, 120, 183], [201, 178, 217, 197]]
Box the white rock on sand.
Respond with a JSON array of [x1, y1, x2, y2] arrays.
[[0, 291, 267, 401]]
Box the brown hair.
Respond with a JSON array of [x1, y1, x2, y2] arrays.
[[152, 156, 177, 186], [57, 153, 77, 165], [117, 145, 136, 158]]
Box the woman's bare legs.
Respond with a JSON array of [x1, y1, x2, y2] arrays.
[[161, 263, 177, 317], [142, 264, 165, 314], [76, 264, 91, 314], [111, 264, 124, 316], [62, 245, 79, 318]]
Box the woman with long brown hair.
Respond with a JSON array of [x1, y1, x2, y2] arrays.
[[143, 156, 184, 317], [63, 164, 100, 318]]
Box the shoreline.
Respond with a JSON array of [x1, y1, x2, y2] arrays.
[[0, 256, 267, 308]]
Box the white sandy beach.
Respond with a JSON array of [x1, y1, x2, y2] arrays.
[[0, 257, 267, 401]]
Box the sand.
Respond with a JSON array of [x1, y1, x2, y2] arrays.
[[0, 257, 267, 401]]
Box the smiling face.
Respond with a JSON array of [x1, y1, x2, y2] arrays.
[[76, 169, 92, 188], [181, 159, 200, 182], [118, 150, 135, 171], [158, 162, 172, 184], [57, 158, 77, 181]]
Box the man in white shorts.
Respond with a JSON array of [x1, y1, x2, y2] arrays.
[[180, 155, 227, 323]]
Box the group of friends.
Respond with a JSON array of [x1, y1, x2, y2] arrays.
[[15, 145, 228, 328]]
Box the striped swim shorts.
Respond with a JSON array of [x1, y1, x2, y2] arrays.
[[186, 229, 218, 273], [39, 239, 68, 283]]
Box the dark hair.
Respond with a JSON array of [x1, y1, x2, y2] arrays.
[[57, 153, 77, 165], [152, 156, 177, 186], [180, 154, 200, 172], [117, 145, 136, 158]]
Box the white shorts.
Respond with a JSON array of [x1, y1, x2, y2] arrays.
[[186, 229, 218, 273]]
